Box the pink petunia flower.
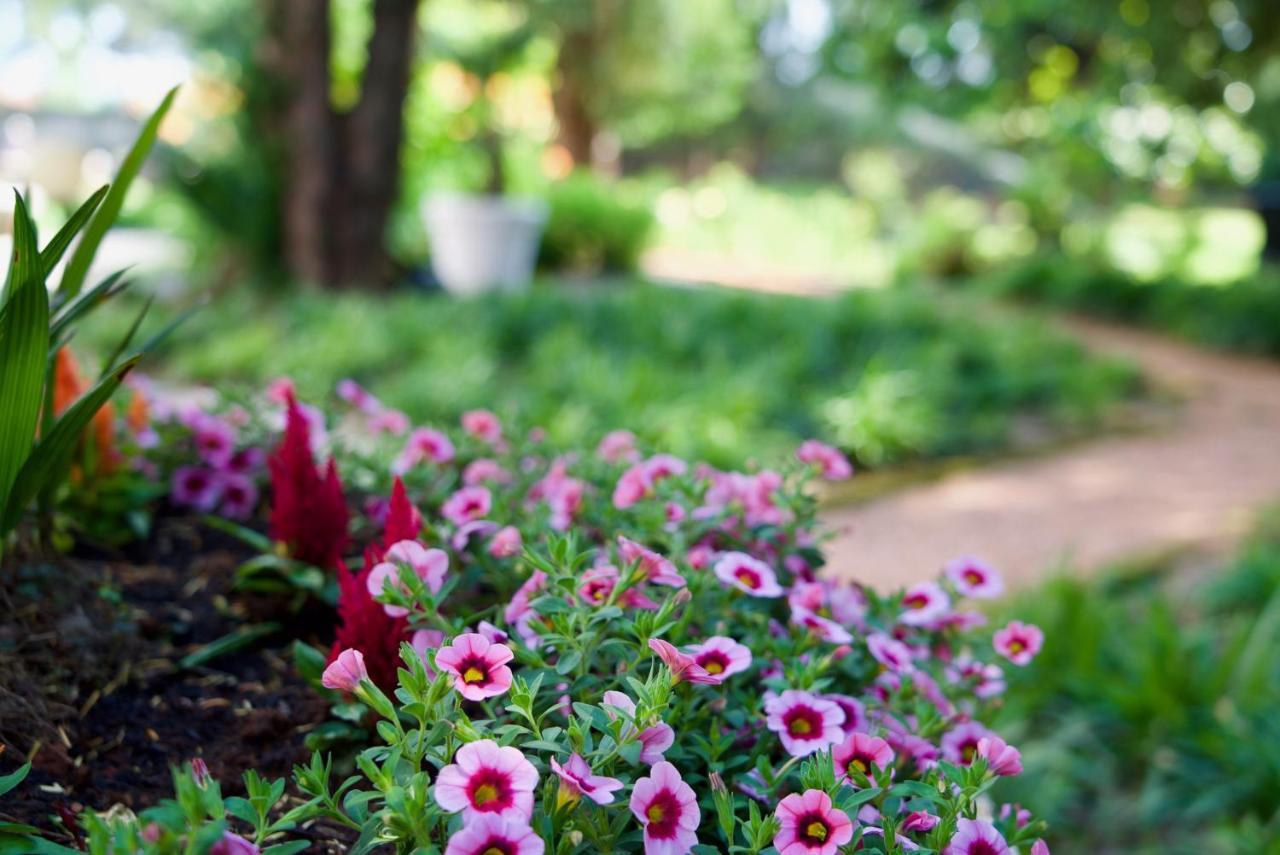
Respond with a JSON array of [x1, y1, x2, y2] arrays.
[[902, 811, 939, 833], [442, 486, 493, 527], [336, 379, 380, 414], [321, 648, 367, 692], [832, 731, 894, 787], [210, 832, 260, 855], [172, 466, 222, 511], [944, 556, 1004, 599], [225, 447, 266, 475], [867, 632, 916, 673], [790, 606, 854, 644], [823, 694, 867, 736], [434, 739, 539, 822], [410, 629, 446, 678], [488, 525, 523, 558], [941, 721, 993, 766], [368, 409, 410, 436], [629, 761, 700, 854], [773, 788, 854, 855], [597, 429, 640, 463], [795, 439, 854, 481], [617, 536, 686, 587], [685, 636, 753, 682], [550, 754, 624, 805], [943, 819, 1009, 855], [993, 621, 1044, 666], [464, 458, 512, 486], [713, 552, 784, 598], [765, 690, 846, 757], [393, 427, 456, 473], [899, 582, 952, 626], [602, 691, 674, 764], [1030, 841, 1051, 855], [452, 520, 500, 553], [444, 814, 543, 855], [976, 735, 1023, 776], [435, 634, 515, 701], [612, 464, 652, 509], [649, 639, 719, 685], [367, 540, 449, 616], [193, 415, 237, 468], [461, 409, 503, 445], [218, 473, 258, 520]]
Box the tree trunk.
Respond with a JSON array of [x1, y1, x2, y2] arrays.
[[552, 30, 598, 170]]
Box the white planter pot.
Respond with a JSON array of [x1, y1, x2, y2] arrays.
[[421, 193, 547, 295]]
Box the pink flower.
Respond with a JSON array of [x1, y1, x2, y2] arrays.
[[993, 621, 1043, 666], [941, 721, 993, 766], [369, 409, 410, 436], [444, 814, 543, 855], [629, 761, 700, 854], [643, 454, 687, 481], [488, 525, 523, 558], [866, 632, 915, 673], [442, 486, 493, 527], [685, 636, 753, 682], [602, 691, 674, 764], [1030, 840, 1051, 855], [578, 565, 662, 610], [713, 552, 784, 598], [218, 473, 258, 520], [765, 690, 846, 757], [461, 409, 503, 444], [435, 634, 515, 700], [504, 571, 548, 647], [434, 739, 539, 822], [172, 466, 222, 511], [790, 606, 854, 644], [944, 556, 1004, 599], [410, 629, 445, 677], [225, 447, 266, 475], [550, 754, 624, 805], [393, 427, 455, 473], [648, 639, 719, 685], [796, 440, 853, 480], [823, 694, 867, 736], [336, 378, 381, 414], [464, 458, 511, 486], [452, 520, 500, 553], [612, 464, 651, 509], [976, 735, 1023, 776], [618, 536, 686, 587], [210, 832, 260, 855], [265, 376, 295, 404], [367, 540, 449, 616], [943, 819, 1009, 855], [597, 429, 640, 463], [321, 648, 367, 692], [193, 417, 237, 468], [899, 582, 951, 626], [832, 731, 894, 786], [773, 788, 854, 855], [902, 811, 939, 833]]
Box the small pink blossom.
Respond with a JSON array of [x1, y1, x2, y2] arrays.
[[410, 629, 445, 677], [488, 525, 523, 558], [172, 466, 222, 511], [193, 416, 237, 468], [336, 379, 380, 414], [618, 536, 686, 587], [452, 520, 500, 553], [765, 690, 846, 757], [368, 409, 410, 435], [902, 811, 939, 833], [321, 648, 367, 692], [629, 761, 700, 854], [899, 582, 951, 626], [393, 427, 455, 473], [867, 632, 915, 673], [464, 458, 511, 486], [550, 754, 624, 805], [597, 429, 640, 463], [367, 541, 449, 616], [941, 721, 993, 766], [210, 832, 260, 855], [434, 739, 538, 822], [612, 464, 651, 509], [435, 634, 515, 701], [832, 731, 894, 786], [796, 439, 853, 480], [790, 606, 854, 644], [993, 621, 1044, 666], [602, 691, 674, 764], [649, 639, 719, 685], [713, 552, 784, 598], [944, 556, 1004, 599], [943, 819, 1009, 855], [461, 409, 503, 445], [442, 486, 493, 527], [976, 735, 1023, 776], [773, 788, 854, 855], [823, 694, 867, 736], [685, 636, 753, 682], [444, 814, 543, 855], [1030, 841, 1051, 855], [218, 473, 258, 519]]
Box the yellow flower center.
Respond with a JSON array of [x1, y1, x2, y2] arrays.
[[965, 570, 983, 585], [790, 718, 812, 735], [704, 660, 724, 674], [647, 804, 665, 823], [735, 569, 758, 587], [848, 758, 868, 775], [1008, 640, 1025, 654], [482, 848, 505, 855], [806, 821, 828, 841], [463, 666, 486, 684], [473, 784, 499, 805]]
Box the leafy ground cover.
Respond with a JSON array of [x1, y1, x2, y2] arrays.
[[78, 281, 1143, 472]]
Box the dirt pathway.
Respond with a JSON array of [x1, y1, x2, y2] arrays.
[[821, 316, 1280, 591]]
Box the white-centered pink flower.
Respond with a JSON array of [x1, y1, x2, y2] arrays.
[[629, 761, 700, 854], [434, 739, 538, 822], [943, 819, 1010, 855], [765, 690, 846, 757], [321, 648, 367, 692], [795, 439, 853, 481], [945, 556, 1004, 599], [993, 621, 1044, 666], [435, 634, 515, 701], [832, 731, 895, 787], [773, 788, 854, 855], [685, 636, 753, 682], [899, 581, 951, 626], [443, 814, 543, 855], [713, 552, 784, 598], [367, 540, 449, 616], [550, 754, 624, 805]]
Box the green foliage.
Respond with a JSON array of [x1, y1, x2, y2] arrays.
[[993, 509, 1280, 853], [538, 172, 654, 273]]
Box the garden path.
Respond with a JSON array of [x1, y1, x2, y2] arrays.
[[818, 315, 1280, 591]]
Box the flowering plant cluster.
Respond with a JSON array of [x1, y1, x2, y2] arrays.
[[40, 378, 1051, 853]]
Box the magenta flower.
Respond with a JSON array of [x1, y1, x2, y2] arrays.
[[773, 788, 854, 855], [336, 378, 379, 414], [941, 721, 993, 766], [393, 427, 455, 473], [795, 439, 853, 480], [629, 761, 700, 854], [434, 739, 539, 822], [823, 694, 867, 736], [488, 525, 523, 558], [597, 429, 640, 463], [993, 621, 1044, 666], [976, 735, 1023, 776], [321, 648, 367, 692], [866, 632, 915, 673], [1030, 840, 1051, 855], [612, 464, 651, 509], [444, 814, 543, 855], [649, 639, 719, 685], [765, 690, 846, 757], [193, 416, 237, 468], [218, 473, 258, 520], [452, 520, 500, 553], [367, 540, 449, 616], [410, 629, 445, 677], [713, 552, 784, 598], [464, 458, 512, 486], [790, 606, 854, 644], [210, 832, 260, 855], [945, 556, 1004, 599], [442, 486, 493, 527], [902, 810, 939, 832], [172, 466, 222, 511], [550, 754, 624, 805], [461, 409, 503, 444], [899, 581, 951, 626], [832, 731, 895, 786], [685, 636, 753, 682], [435, 633, 515, 701], [602, 691, 675, 764], [943, 819, 1009, 855], [618, 536, 686, 587]]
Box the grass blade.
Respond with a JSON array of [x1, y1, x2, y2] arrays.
[[98, 296, 153, 378], [40, 184, 109, 283], [49, 269, 132, 340]]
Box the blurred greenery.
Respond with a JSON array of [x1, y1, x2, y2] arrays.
[[995, 508, 1280, 853], [76, 282, 1140, 470], [538, 172, 654, 274]]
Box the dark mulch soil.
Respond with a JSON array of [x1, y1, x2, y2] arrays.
[[0, 517, 343, 846]]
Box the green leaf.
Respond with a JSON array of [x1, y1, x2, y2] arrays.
[[180, 622, 280, 670], [0, 762, 31, 797], [262, 843, 311, 855], [98, 296, 152, 378], [293, 640, 329, 687], [58, 87, 178, 299], [49, 270, 131, 341], [40, 185, 109, 281], [1, 357, 138, 532]]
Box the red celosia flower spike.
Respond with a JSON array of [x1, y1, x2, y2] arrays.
[[383, 476, 422, 548], [268, 395, 350, 570]]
